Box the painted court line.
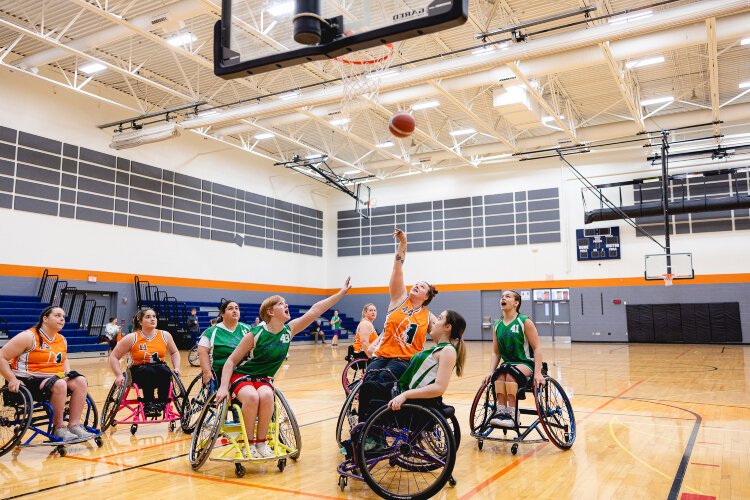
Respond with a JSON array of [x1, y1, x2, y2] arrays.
[[459, 380, 644, 499], [690, 462, 720, 467], [98, 437, 191, 459]]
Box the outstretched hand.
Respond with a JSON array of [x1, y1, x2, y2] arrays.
[[339, 276, 352, 295], [393, 228, 407, 244]]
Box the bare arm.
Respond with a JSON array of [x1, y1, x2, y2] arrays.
[[216, 333, 256, 401], [288, 277, 352, 336], [164, 332, 181, 375], [388, 347, 457, 409], [0, 332, 34, 392], [388, 228, 408, 310], [109, 333, 135, 386], [198, 345, 213, 384], [524, 318, 545, 387], [357, 321, 374, 357]]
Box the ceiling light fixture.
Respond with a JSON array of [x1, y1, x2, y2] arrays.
[[254, 132, 274, 140], [739, 81, 750, 89], [640, 96, 673, 106], [343, 170, 361, 175], [80, 62, 107, 75], [541, 115, 565, 123], [412, 100, 440, 110], [449, 128, 476, 136], [609, 10, 652, 25], [278, 91, 301, 100], [741, 37, 750, 46], [366, 70, 399, 80], [625, 55, 664, 69], [110, 122, 179, 150], [267, 1, 294, 16], [166, 32, 197, 47], [330, 118, 350, 126], [375, 141, 394, 148]]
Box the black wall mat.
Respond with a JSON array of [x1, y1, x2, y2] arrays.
[[628, 302, 741, 344]]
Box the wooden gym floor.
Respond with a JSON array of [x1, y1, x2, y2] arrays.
[[1, 341, 748, 500]]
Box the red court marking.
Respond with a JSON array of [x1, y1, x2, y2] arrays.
[[673, 349, 691, 360], [137, 466, 341, 499], [680, 494, 716, 500], [460, 380, 644, 499], [696, 442, 721, 446], [98, 437, 191, 459], [690, 462, 720, 467]]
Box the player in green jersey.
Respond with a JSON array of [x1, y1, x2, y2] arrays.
[[484, 290, 545, 428], [197, 300, 252, 386], [216, 277, 352, 458]]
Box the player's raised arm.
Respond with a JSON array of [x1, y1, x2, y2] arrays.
[[389, 228, 408, 310]]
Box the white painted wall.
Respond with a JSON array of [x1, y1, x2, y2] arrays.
[[0, 68, 329, 287], [326, 145, 750, 287]]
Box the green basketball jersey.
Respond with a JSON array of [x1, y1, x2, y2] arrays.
[[398, 342, 455, 393], [331, 315, 341, 330], [494, 314, 533, 370], [200, 322, 253, 375], [235, 323, 292, 377]]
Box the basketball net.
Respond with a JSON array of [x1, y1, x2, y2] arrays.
[[333, 44, 394, 117], [662, 273, 674, 287]]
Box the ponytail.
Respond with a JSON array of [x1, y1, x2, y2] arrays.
[[454, 338, 466, 377], [443, 309, 467, 377]]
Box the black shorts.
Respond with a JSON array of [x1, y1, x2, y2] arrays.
[[17, 376, 57, 402]]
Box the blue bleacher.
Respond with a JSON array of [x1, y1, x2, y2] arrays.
[[184, 300, 357, 343], [0, 294, 108, 355]]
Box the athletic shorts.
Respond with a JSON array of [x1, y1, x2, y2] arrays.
[[229, 373, 273, 399], [17, 376, 57, 402]]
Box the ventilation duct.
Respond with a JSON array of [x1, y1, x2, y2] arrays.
[[584, 195, 750, 224]]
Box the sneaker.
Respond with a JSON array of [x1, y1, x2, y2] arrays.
[[256, 442, 275, 458], [54, 427, 78, 441], [489, 414, 515, 428], [248, 444, 262, 459], [67, 424, 96, 439], [363, 436, 385, 452]]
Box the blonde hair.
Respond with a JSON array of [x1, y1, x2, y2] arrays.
[[361, 303, 375, 319], [260, 295, 284, 323]]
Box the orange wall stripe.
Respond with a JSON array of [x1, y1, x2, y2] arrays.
[[2, 263, 748, 296]]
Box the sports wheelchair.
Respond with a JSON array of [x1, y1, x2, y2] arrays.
[[180, 373, 217, 434], [188, 378, 301, 478], [336, 375, 459, 499], [0, 384, 103, 458], [469, 362, 575, 454], [100, 367, 187, 435], [341, 354, 368, 395]]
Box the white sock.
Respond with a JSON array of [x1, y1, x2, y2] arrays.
[[495, 405, 507, 416]]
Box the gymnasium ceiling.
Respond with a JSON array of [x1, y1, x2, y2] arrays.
[[0, 0, 749, 182]]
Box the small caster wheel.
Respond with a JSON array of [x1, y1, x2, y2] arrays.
[[169, 421, 176, 432], [448, 476, 457, 487], [57, 446, 66, 457], [277, 458, 286, 472], [338, 475, 348, 491], [95, 437, 103, 447], [111, 423, 117, 428], [130, 424, 138, 435], [234, 463, 246, 478], [12, 447, 21, 457], [511, 443, 518, 455], [477, 440, 483, 450]]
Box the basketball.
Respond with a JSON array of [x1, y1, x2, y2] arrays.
[[389, 112, 416, 138]]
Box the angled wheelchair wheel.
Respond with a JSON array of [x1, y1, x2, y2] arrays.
[[447, 412, 461, 450], [274, 389, 301, 460], [0, 386, 33, 458], [171, 372, 188, 420], [189, 393, 226, 470], [335, 380, 361, 447], [358, 404, 456, 500], [181, 375, 215, 434], [100, 373, 129, 431], [188, 345, 200, 367], [341, 358, 368, 395], [469, 380, 496, 438], [534, 376, 576, 450]]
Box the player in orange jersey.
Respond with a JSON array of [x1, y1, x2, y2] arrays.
[[367, 228, 439, 382], [0, 306, 95, 441], [109, 308, 181, 415]]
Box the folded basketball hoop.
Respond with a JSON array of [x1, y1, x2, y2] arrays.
[[333, 44, 394, 115]]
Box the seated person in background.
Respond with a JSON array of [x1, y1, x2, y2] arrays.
[[0, 306, 95, 440], [104, 317, 120, 350], [310, 319, 325, 344], [358, 310, 466, 424], [109, 308, 181, 416], [347, 303, 378, 361], [483, 290, 545, 428]]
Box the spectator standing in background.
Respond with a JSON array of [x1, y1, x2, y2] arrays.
[[187, 308, 200, 342], [330, 310, 342, 347]]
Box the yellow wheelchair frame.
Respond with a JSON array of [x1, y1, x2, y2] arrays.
[[188, 387, 301, 477]]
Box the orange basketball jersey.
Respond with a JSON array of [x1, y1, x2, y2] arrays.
[[353, 323, 379, 353], [11, 328, 67, 376], [374, 298, 430, 360], [129, 330, 169, 366]]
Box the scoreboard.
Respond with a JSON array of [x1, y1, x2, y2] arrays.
[[576, 227, 620, 261]]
